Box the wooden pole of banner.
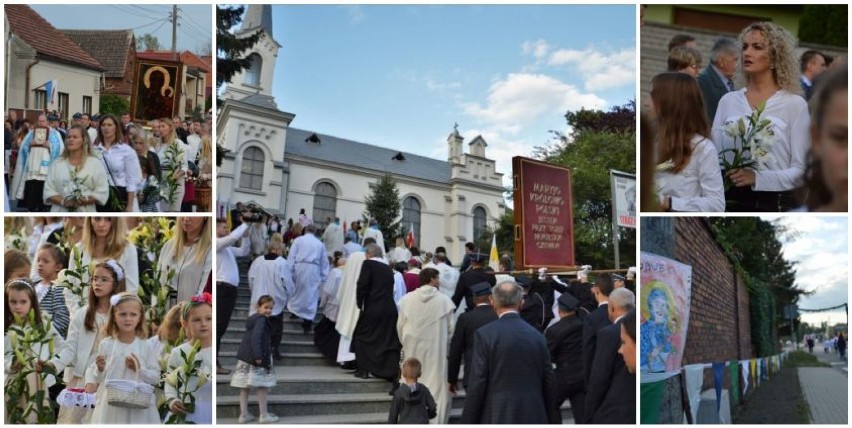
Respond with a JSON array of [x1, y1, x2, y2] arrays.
[[609, 171, 621, 269]]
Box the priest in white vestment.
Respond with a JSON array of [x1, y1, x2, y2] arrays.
[[361, 219, 386, 254], [322, 217, 345, 254], [397, 267, 456, 424]]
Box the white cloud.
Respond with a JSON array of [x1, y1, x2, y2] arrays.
[[461, 73, 605, 134], [547, 47, 635, 91], [340, 5, 365, 24], [522, 39, 551, 59]]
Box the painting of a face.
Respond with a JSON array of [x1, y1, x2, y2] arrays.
[[650, 297, 667, 323]]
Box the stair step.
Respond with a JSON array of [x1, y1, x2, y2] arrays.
[[216, 368, 390, 395], [218, 351, 331, 367]]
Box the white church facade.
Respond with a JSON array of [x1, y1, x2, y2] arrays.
[[217, 5, 506, 262]]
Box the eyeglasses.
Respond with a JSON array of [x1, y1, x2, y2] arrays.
[[92, 276, 114, 284]]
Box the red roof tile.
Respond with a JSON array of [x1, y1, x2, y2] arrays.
[[137, 50, 183, 63], [180, 51, 211, 73], [5, 5, 104, 71], [61, 30, 134, 78]]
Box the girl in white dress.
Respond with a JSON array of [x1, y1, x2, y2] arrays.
[[66, 217, 140, 314], [42, 260, 127, 424], [165, 293, 213, 423], [651, 72, 725, 212], [4, 279, 65, 424], [43, 125, 109, 212], [88, 291, 160, 424], [711, 22, 810, 212]]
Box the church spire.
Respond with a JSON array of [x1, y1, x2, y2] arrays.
[[241, 4, 274, 37]]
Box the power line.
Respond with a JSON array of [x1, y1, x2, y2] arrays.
[[109, 4, 162, 21], [131, 17, 170, 32]]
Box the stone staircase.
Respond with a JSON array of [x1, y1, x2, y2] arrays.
[[217, 257, 574, 423]]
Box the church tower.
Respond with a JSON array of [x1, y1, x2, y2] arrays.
[[221, 4, 281, 101]]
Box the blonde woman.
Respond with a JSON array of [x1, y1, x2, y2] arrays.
[[155, 118, 188, 211], [711, 22, 810, 212], [158, 217, 213, 303], [43, 125, 109, 212], [66, 217, 139, 313]]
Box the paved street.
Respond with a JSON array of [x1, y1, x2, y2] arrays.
[[812, 347, 848, 374], [797, 365, 847, 424]]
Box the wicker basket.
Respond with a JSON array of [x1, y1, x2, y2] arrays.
[[196, 186, 212, 212], [105, 356, 154, 409]]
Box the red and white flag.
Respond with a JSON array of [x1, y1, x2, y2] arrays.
[[406, 223, 416, 248]]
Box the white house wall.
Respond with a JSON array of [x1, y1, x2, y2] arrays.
[[29, 60, 100, 114]]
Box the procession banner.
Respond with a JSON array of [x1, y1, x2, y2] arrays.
[[131, 59, 183, 122], [512, 156, 574, 270], [640, 251, 693, 377], [611, 170, 636, 228]]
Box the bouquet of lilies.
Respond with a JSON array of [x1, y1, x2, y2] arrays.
[[161, 143, 185, 207], [61, 169, 91, 212], [162, 340, 211, 424], [718, 101, 777, 190], [129, 218, 178, 326], [55, 245, 92, 312], [4, 310, 59, 424]]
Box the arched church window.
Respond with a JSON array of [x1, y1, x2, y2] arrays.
[[402, 197, 421, 247], [245, 53, 262, 86], [240, 147, 264, 190], [313, 182, 337, 231], [473, 206, 487, 241]]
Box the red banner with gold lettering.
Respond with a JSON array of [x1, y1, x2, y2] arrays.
[[512, 156, 574, 269]]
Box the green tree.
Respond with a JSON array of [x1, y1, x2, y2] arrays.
[[216, 5, 261, 102], [98, 94, 130, 117], [535, 102, 637, 269], [363, 174, 402, 251], [474, 209, 515, 259], [799, 5, 847, 47], [136, 33, 162, 51]]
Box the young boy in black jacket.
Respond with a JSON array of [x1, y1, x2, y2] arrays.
[[388, 358, 437, 424]]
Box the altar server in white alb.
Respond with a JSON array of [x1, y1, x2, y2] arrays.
[[321, 217, 345, 255], [287, 224, 330, 335], [361, 219, 386, 254]]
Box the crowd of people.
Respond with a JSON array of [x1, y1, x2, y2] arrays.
[[217, 208, 638, 424], [4, 111, 213, 212], [648, 21, 847, 212], [4, 216, 213, 424]]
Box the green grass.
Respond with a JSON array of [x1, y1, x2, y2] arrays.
[[785, 350, 831, 367]]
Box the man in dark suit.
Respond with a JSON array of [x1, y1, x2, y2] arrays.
[[448, 282, 497, 392], [517, 274, 547, 332], [697, 37, 738, 122], [452, 253, 496, 312], [461, 281, 560, 424], [585, 288, 636, 424], [545, 293, 586, 423], [582, 274, 614, 390], [800, 50, 827, 100]]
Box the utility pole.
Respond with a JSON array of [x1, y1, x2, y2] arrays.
[[171, 4, 178, 59]]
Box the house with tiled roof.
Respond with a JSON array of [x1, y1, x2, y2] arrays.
[[217, 6, 505, 264], [137, 50, 210, 119], [61, 29, 137, 100], [4, 5, 105, 121]]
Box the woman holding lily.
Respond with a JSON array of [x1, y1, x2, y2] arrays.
[[711, 21, 810, 212], [652, 72, 725, 212], [43, 125, 109, 212]]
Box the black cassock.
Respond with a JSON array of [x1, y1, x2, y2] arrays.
[[351, 260, 401, 380], [447, 304, 497, 388], [545, 314, 586, 423], [585, 320, 635, 424]]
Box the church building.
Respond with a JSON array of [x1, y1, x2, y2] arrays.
[[217, 5, 507, 263]]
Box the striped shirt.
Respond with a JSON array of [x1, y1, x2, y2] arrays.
[[36, 282, 70, 339]]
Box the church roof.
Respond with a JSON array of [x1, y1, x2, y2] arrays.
[[285, 128, 452, 184], [238, 94, 282, 112]]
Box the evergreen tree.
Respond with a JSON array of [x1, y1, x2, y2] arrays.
[[216, 5, 262, 103], [363, 174, 402, 251]]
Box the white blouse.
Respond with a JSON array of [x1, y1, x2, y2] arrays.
[[711, 89, 810, 192], [43, 156, 110, 212], [94, 142, 142, 192], [655, 135, 725, 212]]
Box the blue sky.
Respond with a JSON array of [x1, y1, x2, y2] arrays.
[[765, 216, 849, 328], [252, 5, 636, 189], [31, 4, 212, 54]]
